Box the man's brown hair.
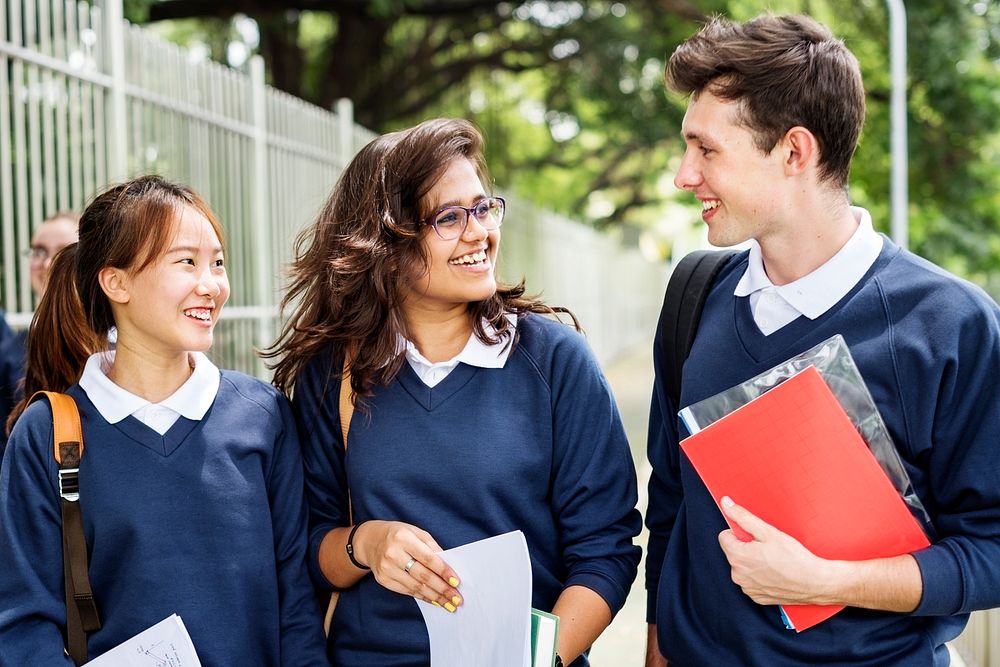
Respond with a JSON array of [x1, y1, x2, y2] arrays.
[[666, 14, 865, 188]]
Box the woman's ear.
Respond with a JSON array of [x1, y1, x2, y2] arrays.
[[98, 267, 130, 305], [782, 126, 820, 177]]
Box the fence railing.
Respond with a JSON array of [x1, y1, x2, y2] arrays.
[[1, 0, 666, 380]]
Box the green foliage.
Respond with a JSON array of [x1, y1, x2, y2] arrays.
[[137, 0, 1000, 288], [723, 0, 1000, 283]]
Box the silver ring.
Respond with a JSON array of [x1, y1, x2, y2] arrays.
[[404, 557, 416, 574]]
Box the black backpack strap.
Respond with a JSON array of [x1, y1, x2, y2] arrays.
[[658, 249, 739, 407], [29, 391, 101, 665]]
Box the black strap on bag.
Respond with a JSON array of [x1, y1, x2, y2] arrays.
[[29, 391, 101, 665], [658, 249, 739, 407]]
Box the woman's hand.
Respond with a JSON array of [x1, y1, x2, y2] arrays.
[[355, 520, 464, 611]]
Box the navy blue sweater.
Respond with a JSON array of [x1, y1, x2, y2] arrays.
[[646, 239, 1000, 665], [295, 313, 641, 667], [0, 312, 25, 451], [0, 372, 328, 666]]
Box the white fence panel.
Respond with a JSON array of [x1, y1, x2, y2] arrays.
[[2, 0, 663, 374]]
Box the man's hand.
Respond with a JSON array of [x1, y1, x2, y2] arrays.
[[716, 496, 922, 612], [717, 496, 832, 606]]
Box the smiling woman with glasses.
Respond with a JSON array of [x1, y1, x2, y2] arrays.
[[264, 118, 641, 667]]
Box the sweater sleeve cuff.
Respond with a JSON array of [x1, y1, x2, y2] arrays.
[[308, 527, 335, 592], [644, 545, 664, 623], [565, 571, 629, 617], [646, 585, 659, 624], [911, 545, 963, 616]]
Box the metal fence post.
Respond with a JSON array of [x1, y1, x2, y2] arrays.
[[886, 0, 908, 250], [101, 0, 127, 182], [250, 55, 273, 376], [336, 98, 353, 155]]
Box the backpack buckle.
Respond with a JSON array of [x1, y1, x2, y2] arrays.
[[58, 468, 80, 502]]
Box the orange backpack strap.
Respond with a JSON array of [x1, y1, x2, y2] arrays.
[[31, 391, 84, 470], [339, 366, 353, 450], [28, 391, 101, 665]]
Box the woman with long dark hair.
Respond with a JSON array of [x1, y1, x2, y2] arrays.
[[0, 175, 328, 665], [266, 118, 641, 666]]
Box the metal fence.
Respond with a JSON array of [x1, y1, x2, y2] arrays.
[[0, 0, 666, 380], [957, 613, 1000, 667]]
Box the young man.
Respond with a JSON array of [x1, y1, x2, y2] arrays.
[[645, 14, 1000, 666]]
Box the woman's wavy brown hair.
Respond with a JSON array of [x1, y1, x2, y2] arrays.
[[264, 118, 577, 400], [6, 175, 223, 433]]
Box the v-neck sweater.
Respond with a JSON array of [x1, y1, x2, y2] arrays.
[[0, 312, 24, 451], [646, 238, 1000, 666], [294, 312, 642, 667], [0, 371, 328, 666]]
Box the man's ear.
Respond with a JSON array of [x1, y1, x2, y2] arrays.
[[782, 126, 820, 177], [98, 267, 130, 305]]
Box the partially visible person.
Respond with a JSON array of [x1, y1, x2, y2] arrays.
[[266, 118, 641, 667], [645, 14, 1000, 667], [27, 211, 80, 298], [0, 316, 20, 450], [0, 176, 328, 665], [0, 212, 80, 447]]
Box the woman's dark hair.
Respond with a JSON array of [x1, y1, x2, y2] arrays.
[[264, 118, 577, 399], [7, 175, 223, 432], [666, 14, 865, 188]]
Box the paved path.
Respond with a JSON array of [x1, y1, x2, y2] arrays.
[[589, 341, 654, 666]]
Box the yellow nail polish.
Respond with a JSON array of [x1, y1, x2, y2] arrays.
[[449, 577, 460, 587], [431, 601, 441, 607], [451, 596, 462, 607], [444, 602, 457, 613]]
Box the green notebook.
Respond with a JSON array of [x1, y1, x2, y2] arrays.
[[530, 608, 559, 667]]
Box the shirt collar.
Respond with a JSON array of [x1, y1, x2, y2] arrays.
[[734, 206, 883, 319], [79, 350, 220, 424], [402, 314, 517, 371]]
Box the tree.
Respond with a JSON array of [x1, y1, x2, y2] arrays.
[[134, 0, 1000, 286], [757, 0, 1000, 278], [135, 0, 722, 230], [137, 2, 697, 124]]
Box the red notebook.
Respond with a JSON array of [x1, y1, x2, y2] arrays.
[[680, 365, 930, 632]]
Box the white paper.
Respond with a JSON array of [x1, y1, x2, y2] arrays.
[[85, 614, 202, 667], [416, 530, 533, 667]]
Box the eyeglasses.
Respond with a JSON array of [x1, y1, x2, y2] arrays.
[[422, 197, 505, 241], [22, 246, 54, 263]]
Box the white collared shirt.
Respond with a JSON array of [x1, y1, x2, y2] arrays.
[[734, 207, 884, 336], [404, 315, 517, 388], [79, 350, 221, 435]]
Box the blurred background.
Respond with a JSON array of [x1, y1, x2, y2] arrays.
[[2, 0, 998, 663]]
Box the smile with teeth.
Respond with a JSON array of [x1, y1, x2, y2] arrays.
[[702, 199, 721, 211], [449, 249, 488, 266], [184, 307, 212, 322]]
